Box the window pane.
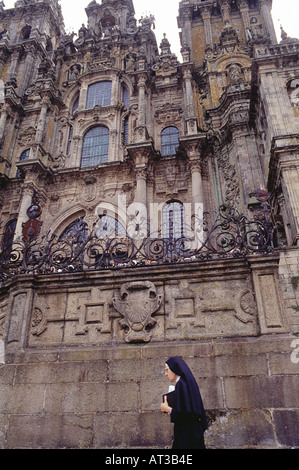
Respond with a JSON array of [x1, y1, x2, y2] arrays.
[[162, 202, 184, 239], [59, 218, 88, 244], [86, 81, 112, 109], [81, 126, 109, 168], [122, 86, 130, 108], [161, 126, 179, 156], [96, 215, 126, 239]]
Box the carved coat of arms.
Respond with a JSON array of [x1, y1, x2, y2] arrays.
[[113, 281, 162, 343]]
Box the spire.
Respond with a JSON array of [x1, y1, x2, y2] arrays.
[[160, 34, 172, 56]]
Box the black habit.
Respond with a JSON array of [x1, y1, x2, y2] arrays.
[[165, 356, 208, 449]]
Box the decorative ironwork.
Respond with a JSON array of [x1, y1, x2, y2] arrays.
[[0, 204, 275, 285]]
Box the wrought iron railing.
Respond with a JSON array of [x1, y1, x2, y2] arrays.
[[0, 204, 276, 286]]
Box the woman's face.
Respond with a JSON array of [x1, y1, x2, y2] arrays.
[[165, 364, 179, 382]]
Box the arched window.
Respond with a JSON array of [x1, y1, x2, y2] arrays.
[[81, 126, 109, 168], [162, 201, 185, 240], [16, 148, 30, 177], [66, 127, 73, 156], [86, 81, 112, 109], [161, 126, 179, 156], [59, 218, 88, 244]]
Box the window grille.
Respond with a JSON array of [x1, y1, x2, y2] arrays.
[[86, 81, 112, 109], [81, 126, 109, 168], [59, 218, 89, 244], [161, 126, 179, 156]]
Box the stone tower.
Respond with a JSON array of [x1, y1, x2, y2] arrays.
[[0, 0, 298, 449]]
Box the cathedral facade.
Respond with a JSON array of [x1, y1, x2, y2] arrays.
[[0, 0, 298, 448]]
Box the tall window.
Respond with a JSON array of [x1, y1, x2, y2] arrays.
[[81, 126, 109, 168], [162, 201, 185, 240], [86, 81, 112, 109], [161, 126, 179, 156], [122, 85, 130, 108], [124, 116, 129, 146]]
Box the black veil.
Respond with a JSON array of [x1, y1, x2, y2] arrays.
[[166, 356, 208, 431]]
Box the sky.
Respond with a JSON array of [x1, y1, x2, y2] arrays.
[[2, 0, 299, 58]]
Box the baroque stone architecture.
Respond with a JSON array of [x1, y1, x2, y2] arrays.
[[0, 0, 298, 449]]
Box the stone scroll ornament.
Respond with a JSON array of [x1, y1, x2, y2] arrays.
[[113, 281, 162, 343]]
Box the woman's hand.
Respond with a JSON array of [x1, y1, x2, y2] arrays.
[[160, 395, 172, 414]]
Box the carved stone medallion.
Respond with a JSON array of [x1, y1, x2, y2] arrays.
[[113, 281, 162, 343]]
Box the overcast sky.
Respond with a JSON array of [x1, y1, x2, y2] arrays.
[[3, 0, 299, 58]]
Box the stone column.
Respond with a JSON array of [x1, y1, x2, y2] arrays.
[[221, 0, 232, 27], [182, 67, 197, 135], [35, 96, 50, 145], [131, 151, 149, 239], [136, 74, 148, 142], [180, 7, 193, 50], [184, 70, 194, 118], [18, 45, 36, 96], [239, 0, 251, 39], [0, 103, 9, 143], [111, 72, 121, 106], [7, 48, 22, 84], [189, 159, 204, 210], [137, 75, 147, 128], [280, 159, 299, 244], [201, 6, 213, 50], [260, 0, 277, 44], [127, 143, 154, 237], [13, 184, 35, 242], [135, 167, 147, 207]]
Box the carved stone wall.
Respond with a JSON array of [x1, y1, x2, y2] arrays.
[[0, 253, 296, 449], [1, 255, 288, 354]]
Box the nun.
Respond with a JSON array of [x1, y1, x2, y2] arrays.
[[160, 356, 208, 449]]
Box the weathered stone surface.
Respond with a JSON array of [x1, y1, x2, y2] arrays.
[[0, 335, 298, 449], [273, 410, 299, 447], [225, 375, 299, 409], [206, 410, 276, 448], [6, 413, 94, 449], [3, 257, 284, 350]]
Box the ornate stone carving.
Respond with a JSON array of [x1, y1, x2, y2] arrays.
[[113, 281, 162, 343]]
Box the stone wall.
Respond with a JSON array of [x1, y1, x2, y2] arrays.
[[0, 254, 298, 449], [0, 335, 298, 449]]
